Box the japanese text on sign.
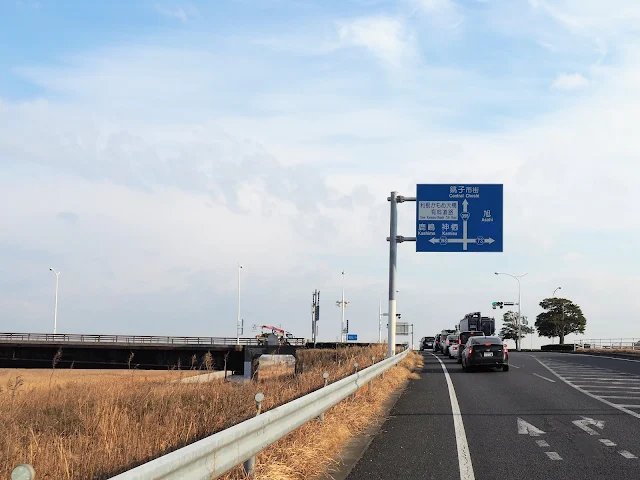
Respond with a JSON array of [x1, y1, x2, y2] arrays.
[[418, 201, 459, 221]]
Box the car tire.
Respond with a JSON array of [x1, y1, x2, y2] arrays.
[[503, 365, 509, 372]]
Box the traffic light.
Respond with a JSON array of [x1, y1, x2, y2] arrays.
[[492, 302, 504, 309], [396, 313, 401, 319], [346, 319, 349, 333]]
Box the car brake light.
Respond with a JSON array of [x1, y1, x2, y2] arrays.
[[484, 343, 492, 346], [468, 347, 473, 354]]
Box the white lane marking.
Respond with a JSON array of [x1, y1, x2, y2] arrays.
[[618, 450, 638, 459], [536, 440, 550, 447], [509, 364, 521, 369], [517, 417, 545, 436], [545, 452, 563, 460], [574, 354, 640, 363], [572, 417, 605, 436], [600, 439, 617, 447], [599, 396, 640, 400], [532, 373, 556, 383], [580, 386, 640, 390], [533, 358, 640, 420], [616, 404, 640, 408], [433, 354, 475, 480]]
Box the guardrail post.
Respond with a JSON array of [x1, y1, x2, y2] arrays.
[[243, 392, 264, 478], [12, 464, 35, 479], [351, 363, 359, 401], [318, 372, 329, 422], [369, 357, 375, 393]]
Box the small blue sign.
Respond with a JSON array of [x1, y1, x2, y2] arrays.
[[416, 184, 503, 252], [347, 334, 358, 341]]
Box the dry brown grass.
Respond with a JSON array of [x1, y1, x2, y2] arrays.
[[0, 345, 420, 480]]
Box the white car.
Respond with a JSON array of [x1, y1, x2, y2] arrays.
[[448, 343, 459, 359]]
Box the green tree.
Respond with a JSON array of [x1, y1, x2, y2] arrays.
[[499, 311, 534, 349], [535, 298, 586, 344]]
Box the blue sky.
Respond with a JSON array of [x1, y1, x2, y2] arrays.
[[1, 0, 640, 347]]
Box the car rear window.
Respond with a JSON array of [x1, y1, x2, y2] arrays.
[[425, 337, 435, 341], [481, 337, 504, 345], [448, 335, 458, 341]]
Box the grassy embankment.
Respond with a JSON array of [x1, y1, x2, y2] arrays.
[[1, 346, 422, 479]]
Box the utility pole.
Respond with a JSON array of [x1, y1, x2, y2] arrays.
[[411, 323, 414, 351], [312, 290, 320, 346]]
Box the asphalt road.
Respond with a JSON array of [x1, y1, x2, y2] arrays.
[[346, 351, 640, 480]]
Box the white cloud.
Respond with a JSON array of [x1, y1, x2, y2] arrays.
[[337, 15, 416, 67], [154, 3, 198, 22], [408, 0, 464, 29], [551, 72, 589, 89]]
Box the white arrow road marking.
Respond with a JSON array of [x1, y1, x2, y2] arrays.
[[572, 417, 605, 436], [517, 418, 545, 437], [545, 452, 563, 461], [600, 439, 617, 447]]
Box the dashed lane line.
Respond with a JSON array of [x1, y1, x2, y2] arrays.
[[618, 450, 638, 459], [532, 373, 556, 383], [545, 452, 563, 461]]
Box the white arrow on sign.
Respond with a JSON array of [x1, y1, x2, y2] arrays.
[[429, 237, 495, 245], [517, 418, 545, 437], [572, 417, 605, 436]]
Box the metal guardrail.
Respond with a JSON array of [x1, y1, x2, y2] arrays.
[[574, 338, 640, 350], [0, 332, 306, 347], [107, 347, 409, 480]]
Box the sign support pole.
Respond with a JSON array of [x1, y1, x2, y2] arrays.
[[386, 192, 416, 356], [388, 192, 398, 357]]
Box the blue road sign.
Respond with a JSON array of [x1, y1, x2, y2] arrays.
[[416, 184, 503, 252], [347, 334, 358, 341]]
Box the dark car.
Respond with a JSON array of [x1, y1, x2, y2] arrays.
[[420, 336, 435, 351], [461, 336, 509, 371], [456, 331, 486, 363]]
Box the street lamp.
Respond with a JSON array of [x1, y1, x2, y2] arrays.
[[49, 268, 60, 335], [236, 263, 242, 345], [336, 271, 350, 342], [552, 286, 564, 343], [494, 271, 528, 351], [553, 286, 561, 297]]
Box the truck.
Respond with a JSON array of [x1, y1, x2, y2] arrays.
[[458, 312, 495, 336], [256, 325, 294, 346]]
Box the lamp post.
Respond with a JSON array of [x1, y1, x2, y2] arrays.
[[49, 268, 60, 335], [336, 271, 350, 342], [553, 286, 564, 343], [495, 272, 528, 351], [237, 263, 242, 345]]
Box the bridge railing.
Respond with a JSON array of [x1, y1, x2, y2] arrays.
[[573, 338, 640, 350], [106, 347, 409, 480], [0, 333, 306, 346]]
